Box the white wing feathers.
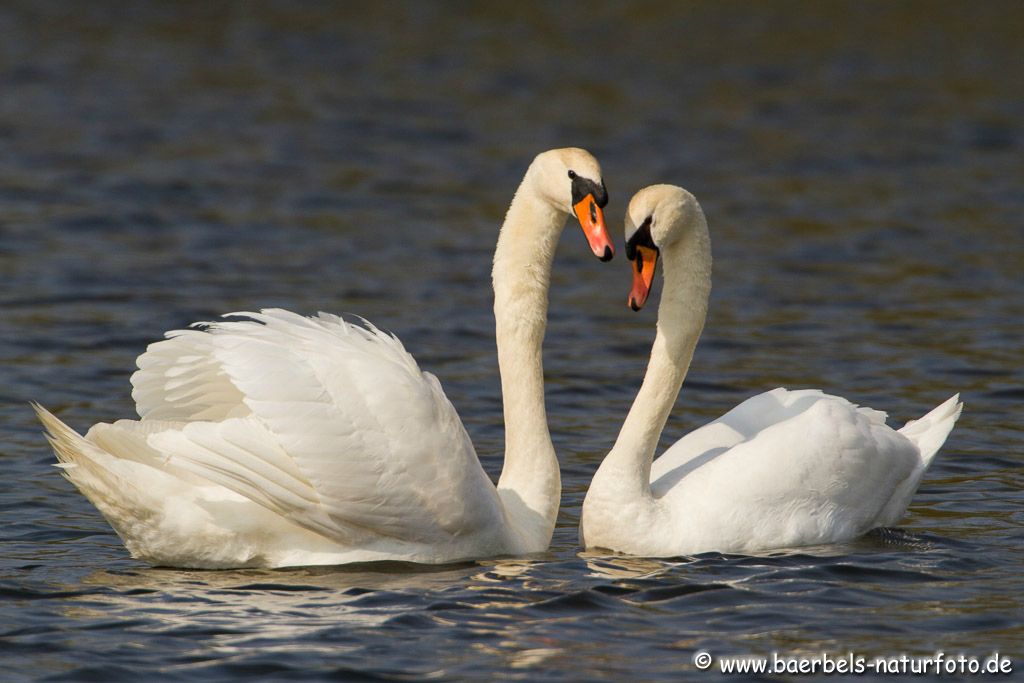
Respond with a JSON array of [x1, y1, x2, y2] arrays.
[[131, 309, 502, 545], [132, 328, 249, 422], [651, 388, 888, 484]]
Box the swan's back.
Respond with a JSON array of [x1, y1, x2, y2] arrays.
[[40, 309, 511, 566], [646, 389, 960, 553], [138, 310, 506, 543], [650, 389, 887, 489]]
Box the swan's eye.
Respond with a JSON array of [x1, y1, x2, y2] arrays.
[[568, 170, 577, 179], [625, 216, 656, 260]]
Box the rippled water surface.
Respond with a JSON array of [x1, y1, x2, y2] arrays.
[[2, 2, 1022, 680]]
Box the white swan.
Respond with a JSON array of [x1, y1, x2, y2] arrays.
[[35, 147, 614, 569], [579, 184, 962, 557]]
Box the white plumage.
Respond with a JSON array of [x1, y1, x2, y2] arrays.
[[139, 310, 504, 543], [37, 309, 510, 567], [580, 185, 962, 557], [37, 148, 613, 568]]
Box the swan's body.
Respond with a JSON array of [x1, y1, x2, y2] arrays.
[[580, 185, 961, 557], [37, 148, 613, 569]]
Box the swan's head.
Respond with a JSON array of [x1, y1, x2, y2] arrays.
[[624, 184, 701, 311], [530, 148, 613, 261]]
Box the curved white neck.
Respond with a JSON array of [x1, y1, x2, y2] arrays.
[[491, 171, 565, 548], [598, 219, 712, 499]]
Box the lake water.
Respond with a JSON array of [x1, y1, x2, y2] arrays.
[[1, 2, 1022, 680]]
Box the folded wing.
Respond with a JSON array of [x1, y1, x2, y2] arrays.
[[131, 309, 505, 545]]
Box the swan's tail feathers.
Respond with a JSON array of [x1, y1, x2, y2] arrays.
[[33, 403, 139, 516], [898, 394, 963, 467], [33, 403, 85, 469], [875, 394, 962, 527]]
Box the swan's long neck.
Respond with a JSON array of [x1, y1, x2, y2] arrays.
[[599, 218, 712, 499], [491, 173, 565, 548]]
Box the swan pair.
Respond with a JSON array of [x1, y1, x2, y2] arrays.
[[36, 149, 960, 568]]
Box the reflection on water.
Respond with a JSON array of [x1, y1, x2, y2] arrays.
[[30, 536, 1020, 679], [582, 554, 692, 582], [1, 0, 1022, 680]]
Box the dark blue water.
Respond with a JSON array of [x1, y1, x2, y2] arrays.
[[2, 2, 1022, 680]]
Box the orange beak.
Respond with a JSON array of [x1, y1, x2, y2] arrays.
[[628, 245, 658, 311], [573, 194, 614, 262]]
